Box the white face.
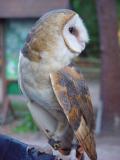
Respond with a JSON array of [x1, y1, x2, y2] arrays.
[[63, 14, 89, 55]]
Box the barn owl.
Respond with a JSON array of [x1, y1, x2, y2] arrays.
[[18, 9, 97, 160]]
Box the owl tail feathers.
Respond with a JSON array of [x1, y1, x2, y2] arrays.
[[75, 117, 97, 160]]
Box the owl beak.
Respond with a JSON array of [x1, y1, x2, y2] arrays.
[[80, 42, 85, 51], [77, 36, 86, 52], [72, 41, 85, 56]]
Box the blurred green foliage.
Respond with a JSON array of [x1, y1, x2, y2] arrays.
[[11, 101, 38, 133], [70, 0, 100, 58], [13, 112, 38, 133]]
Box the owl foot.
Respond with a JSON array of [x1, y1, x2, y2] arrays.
[[34, 144, 53, 154], [76, 145, 84, 160]]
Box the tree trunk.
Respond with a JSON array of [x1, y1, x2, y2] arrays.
[[96, 0, 120, 131]]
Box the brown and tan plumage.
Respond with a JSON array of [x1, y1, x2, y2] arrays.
[[50, 66, 97, 160], [18, 9, 97, 160]]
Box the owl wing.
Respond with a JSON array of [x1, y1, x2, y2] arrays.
[[50, 66, 97, 160]]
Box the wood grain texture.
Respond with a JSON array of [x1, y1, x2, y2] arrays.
[[50, 66, 97, 160], [0, 0, 68, 18]]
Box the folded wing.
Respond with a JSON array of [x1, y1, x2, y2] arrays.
[[50, 66, 97, 160]]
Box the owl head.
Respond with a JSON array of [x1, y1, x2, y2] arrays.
[[22, 9, 89, 66]]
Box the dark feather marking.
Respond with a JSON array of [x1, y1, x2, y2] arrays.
[[57, 68, 95, 130], [59, 91, 71, 112], [58, 71, 82, 130]]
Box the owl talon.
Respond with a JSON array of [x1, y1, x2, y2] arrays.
[[48, 138, 61, 150], [76, 145, 84, 160]]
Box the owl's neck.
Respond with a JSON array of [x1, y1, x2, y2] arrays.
[[39, 48, 74, 73]]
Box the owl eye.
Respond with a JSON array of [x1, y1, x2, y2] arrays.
[[69, 27, 75, 34], [69, 27, 78, 37]]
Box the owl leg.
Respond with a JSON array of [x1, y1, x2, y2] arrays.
[[70, 137, 84, 160], [76, 145, 84, 160], [69, 138, 78, 160], [47, 109, 68, 139], [54, 121, 68, 138], [48, 120, 68, 151]]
